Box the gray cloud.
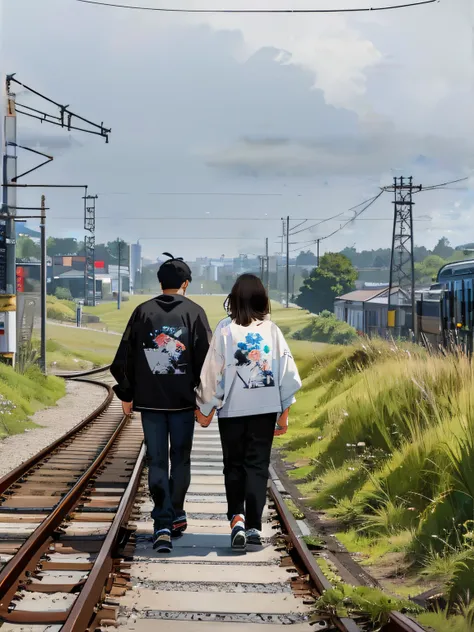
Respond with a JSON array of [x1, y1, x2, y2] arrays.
[[2, 0, 472, 258], [17, 132, 83, 151], [205, 132, 472, 178]]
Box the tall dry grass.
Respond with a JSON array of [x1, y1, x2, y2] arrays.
[[281, 339, 474, 601]]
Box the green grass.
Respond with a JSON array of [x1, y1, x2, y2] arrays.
[[284, 497, 305, 520], [417, 609, 474, 632], [276, 337, 474, 618], [314, 583, 422, 628], [83, 294, 314, 336], [46, 323, 120, 369], [0, 364, 65, 438], [78, 295, 322, 367]]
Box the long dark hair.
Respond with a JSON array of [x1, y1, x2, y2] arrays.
[[224, 274, 270, 326]]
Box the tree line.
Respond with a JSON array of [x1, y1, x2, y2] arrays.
[[17, 236, 129, 266], [296, 237, 472, 314]]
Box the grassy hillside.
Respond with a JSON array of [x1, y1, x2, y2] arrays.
[[46, 324, 120, 370], [277, 339, 474, 622], [83, 294, 313, 334], [47, 302, 322, 371], [0, 365, 65, 438]]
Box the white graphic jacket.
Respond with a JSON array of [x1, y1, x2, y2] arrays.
[[196, 317, 302, 418]]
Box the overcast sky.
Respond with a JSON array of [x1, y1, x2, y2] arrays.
[[1, 0, 473, 260]]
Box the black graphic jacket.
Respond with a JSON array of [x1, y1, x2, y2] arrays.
[[110, 295, 212, 412]]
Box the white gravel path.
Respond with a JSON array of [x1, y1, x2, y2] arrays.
[[0, 380, 107, 478]]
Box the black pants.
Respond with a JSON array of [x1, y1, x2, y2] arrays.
[[218, 413, 276, 531], [141, 410, 195, 530]]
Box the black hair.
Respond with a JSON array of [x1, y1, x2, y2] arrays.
[[157, 252, 192, 290], [224, 274, 270, 326]]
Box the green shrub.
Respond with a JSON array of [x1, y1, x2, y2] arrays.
[[294, 311, 358, 345], [47, 303, 75, 322], [55, 287, 73, 301]]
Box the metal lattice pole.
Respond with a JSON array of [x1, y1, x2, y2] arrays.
[[83, 195, 98, 306], [387, 176, 421, 335]]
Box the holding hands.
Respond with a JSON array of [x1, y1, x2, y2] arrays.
[[195, 408, 215, 428]]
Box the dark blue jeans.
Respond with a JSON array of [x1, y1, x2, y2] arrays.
[[141, 410, 195, 530]]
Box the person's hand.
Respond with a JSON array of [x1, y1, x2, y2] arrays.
[[122, 401, 133, 416], [274, 408, 289, 437], [195, 408, 215, 428]]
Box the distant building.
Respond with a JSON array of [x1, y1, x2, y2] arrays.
[[334, 285, 409, 335], [50, 256, 129, 300]]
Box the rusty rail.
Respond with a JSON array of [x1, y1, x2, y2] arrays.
[[268, 480, 362, 632], [62, 443, 146, 632], [0, 406, 129, 611], [0, 378, 113, 498], [0, 365, 144, 630]]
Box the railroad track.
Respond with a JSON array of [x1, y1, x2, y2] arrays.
[[0, 367, 427, 632], [0, 366, 145, 631]]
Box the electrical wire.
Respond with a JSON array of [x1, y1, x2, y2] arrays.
[[289, 193, 384, 236], [421, 176, 469, 191], [289, 211, 346, 236], [320, 190, 385, 241], [97, 191, 284, 196], [52, 215, 396, 221], [77, 0, 439, 13]]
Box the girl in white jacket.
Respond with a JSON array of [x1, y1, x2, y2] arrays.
[[195, 274, 302, 550]]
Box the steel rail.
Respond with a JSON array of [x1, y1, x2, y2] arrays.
[[268, 480, 362, 632], [0, 378, 113, 497], [56, 364, 112, 379], [385, 613, 428, 632], [0, 409, 129, 613], [62, 443, 146, 632]]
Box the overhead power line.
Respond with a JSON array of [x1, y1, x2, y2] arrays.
[[321, 190, 385, 241], [420, 176, 469, 192], [77, 0, 439, 13], [288, 193, 387, 236], [97, 191, 284, 196], [50, 214, 431, 222]]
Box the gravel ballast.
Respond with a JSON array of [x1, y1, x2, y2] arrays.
[[0, 380, 107, 478]]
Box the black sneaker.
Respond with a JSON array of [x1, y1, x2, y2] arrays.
[[230, 514, 246, 550], [153, 528, 173, 552], [246, 528, 262, 546], [172, 514, 187, 539]]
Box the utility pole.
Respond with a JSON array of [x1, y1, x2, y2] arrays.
[[1, 73, 110, 365], [0, 80, 17, 364], [84, 194, 97, 307], [387, 176, 421, 335], [117, 239, 122, 311], [40, 195, 46, 374], [317, 238, 320, 267], [286, 216, 290, 308]]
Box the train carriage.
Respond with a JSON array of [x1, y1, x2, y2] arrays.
[[417, 259, 474, 352]]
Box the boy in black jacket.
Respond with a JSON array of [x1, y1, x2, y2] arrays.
[[111, 254, 211, 552]]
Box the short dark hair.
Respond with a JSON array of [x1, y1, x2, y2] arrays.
[[157, 253, 192, 290], [224, 274, 270, 326]]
